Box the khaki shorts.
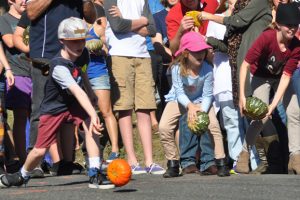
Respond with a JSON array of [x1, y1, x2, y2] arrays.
[[110, 56, 156, 111]]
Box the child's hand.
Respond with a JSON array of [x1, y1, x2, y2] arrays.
[[5, 70, 15, 89], [239, 96, 246, 117], [89, 114, 103, 136], [187, 103, 201, 122], [264, 104, 275, 120]]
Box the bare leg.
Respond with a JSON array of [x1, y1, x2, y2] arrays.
[[119, 110, 137, 165], [23, 147, 48, 171], [136, 109, 153, 167], [94, 90, 119, 153]]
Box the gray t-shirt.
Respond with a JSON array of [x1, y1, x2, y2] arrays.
[[52, 65, 77, 90], [0, 13, 31, 77]]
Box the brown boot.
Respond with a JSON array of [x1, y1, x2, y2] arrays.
[[288, 154, 300, 174], [263, 135, 284, 174], [235, 151, 250, 174], [251, 136, 268, 175]]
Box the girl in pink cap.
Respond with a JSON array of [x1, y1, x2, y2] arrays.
[[159, 31, 230, 177]]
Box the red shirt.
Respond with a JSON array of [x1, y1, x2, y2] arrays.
[[166, 0, 218, 40], [245, 29, 300, 78]]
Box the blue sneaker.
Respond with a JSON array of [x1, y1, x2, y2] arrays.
[[88, 168, 115, 189], [107, 152, 120, 163], [131, 164, 147, 175], [145, 163, 166, 175]]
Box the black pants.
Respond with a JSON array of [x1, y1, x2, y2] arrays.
[[149, 50, 170, 121]]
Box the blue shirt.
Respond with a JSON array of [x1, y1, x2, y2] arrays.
[[29, 0, 83, 59], [165, 61, 213, 113], [146, 0, 164, 51], [86, 27, 107, 79], [153, 9, 168, 46]]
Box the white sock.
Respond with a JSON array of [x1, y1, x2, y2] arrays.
[[20, 166, 30, 178], [89, 157, 100, 169]]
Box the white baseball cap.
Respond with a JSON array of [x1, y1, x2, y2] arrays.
[[58, 17, 88, 40]]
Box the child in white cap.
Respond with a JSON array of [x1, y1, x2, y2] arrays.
[[0, 17, 115, 189]]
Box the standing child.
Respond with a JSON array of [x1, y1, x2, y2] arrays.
[[237, 3, 300, 174], [86, 2, 120, 162], [0, 17, 115, 189], [170, 31, 230, 177]]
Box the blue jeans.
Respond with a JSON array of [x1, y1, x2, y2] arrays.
[[179, 113, 215, 171], [292, 68, 300, 106], [219, 100, 259, 169]]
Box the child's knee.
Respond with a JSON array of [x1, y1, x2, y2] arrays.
[[31, 148, 47, 157]]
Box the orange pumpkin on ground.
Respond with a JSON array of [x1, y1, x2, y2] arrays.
[[107, 159, 132, 187]]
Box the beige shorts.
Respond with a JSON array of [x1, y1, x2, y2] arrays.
[[110, 56, 156, 111]]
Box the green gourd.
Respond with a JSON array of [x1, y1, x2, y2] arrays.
[[244, 97, 268, 120], [187, 112, 210, 136]]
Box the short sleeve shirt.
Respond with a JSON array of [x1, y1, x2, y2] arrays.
[[0, 13, 31, 76], [29, 0, 83, 59]]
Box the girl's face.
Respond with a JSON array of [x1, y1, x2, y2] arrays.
[[168, 0, 179, 6], [278, 24, 298, 40], [10, 0, 26, 13], [62, 39, 86, 59], [187, 50, 206, 67], [273, 0, 289, 9]]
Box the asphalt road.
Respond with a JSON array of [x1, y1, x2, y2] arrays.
[[1, 173, 300, 200]]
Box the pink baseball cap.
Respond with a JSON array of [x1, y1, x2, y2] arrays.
[[175, 31, 212, 57]]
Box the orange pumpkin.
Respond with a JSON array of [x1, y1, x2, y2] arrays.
[[107, 159, 132, 187]]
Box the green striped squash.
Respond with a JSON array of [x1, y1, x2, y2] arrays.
[[187, 112, 210, 136], [244, 97, 268, 120]]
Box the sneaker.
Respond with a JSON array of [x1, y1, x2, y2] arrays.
[[50, 161, 83, 176], [145, 163, 166, 175], [106, 152, 120, 163], [0, 172, 29, 188], [88, 168, 115, 189], [131, 164, 147, 175], [230, 161, 239, 175], [29, 167, 44, 178]]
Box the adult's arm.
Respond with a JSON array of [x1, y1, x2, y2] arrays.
[[26, 0, 53, 21], [223, 0, 270, 28], [141, 0, 156, 37], [103, 0, 149, 34], [168, 16, 195, 55]]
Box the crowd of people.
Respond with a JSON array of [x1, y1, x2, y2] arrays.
[[0, 0, 299, 190]]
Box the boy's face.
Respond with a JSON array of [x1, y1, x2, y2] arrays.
[[9, 0, 26, 14], [62, 39, 86, 58], [278, 23, 298, 40]]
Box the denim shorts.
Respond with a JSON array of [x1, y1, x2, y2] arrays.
[[89, 74, 111, 90]]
